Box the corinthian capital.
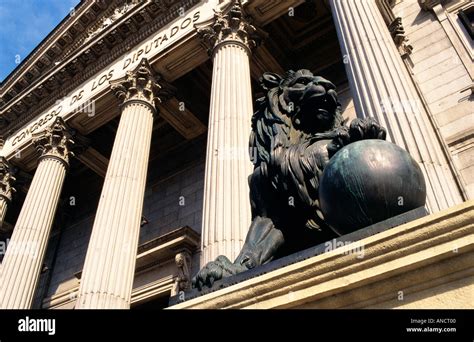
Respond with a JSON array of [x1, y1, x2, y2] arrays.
[[110, 58, 174, 109], [33, 117, 75, 166], [0, 157, 16, 202], [197, 0, 262, 53]]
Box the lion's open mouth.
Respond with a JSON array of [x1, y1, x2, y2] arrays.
[[297, 91, 337, 132], [301, 88, 338, 116], [301, 93, 330, 115]]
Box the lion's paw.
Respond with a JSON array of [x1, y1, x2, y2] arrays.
[[349, 118, 387, 141], [192, 255, 245, 291]]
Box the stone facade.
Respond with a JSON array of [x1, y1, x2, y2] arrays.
[[393, 0, 474, 198], [0, 0, 472, 309], [36, 137, 206, 309]]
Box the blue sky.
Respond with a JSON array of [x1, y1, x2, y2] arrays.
[[0, 0, 80, 82]]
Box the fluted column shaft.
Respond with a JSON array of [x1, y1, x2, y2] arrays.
[[199, 2, 258, 265], [202, 42, 254, 265], [330, 0, 462, 212], [76, 59, 162, 309], [0, 198, 8, 229], [0, 118, 73, 309]]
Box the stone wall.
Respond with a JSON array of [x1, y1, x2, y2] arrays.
[[393, 0, 473, 198]]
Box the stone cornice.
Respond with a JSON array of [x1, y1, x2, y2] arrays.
[[0, 0, 200, 136], [0, 0, 108, 96]]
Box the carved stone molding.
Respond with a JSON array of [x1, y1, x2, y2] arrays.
[[84, 1, 136, 43], [33, 117, 75, 166], [110, 58, 175, 110], [388, 17, 413, 58], [419, 0, 443, 11], [172, 251, 192, 296], [197, 0, 262, 54], [0, 157, 16, 202], [376, 0, 413, 58]]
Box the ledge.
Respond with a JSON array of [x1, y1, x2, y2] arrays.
[[74, 226, 200, 280], [43, 226, 199, 309], [135, 225, 200, 274], [169, 201, 474, 309]]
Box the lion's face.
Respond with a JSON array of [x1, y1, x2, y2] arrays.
[[264, 70, 341, 134]]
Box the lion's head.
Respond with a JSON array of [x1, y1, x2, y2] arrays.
[[251, 69, 346, 168], [260, 69, 344, 135]]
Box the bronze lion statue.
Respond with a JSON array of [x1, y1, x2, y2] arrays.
[[192, 69, 387, 289]]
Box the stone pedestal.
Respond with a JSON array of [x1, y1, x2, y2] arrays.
[[75, 59, 167, 309], [170, 200, 474, 309], [198, 1, 259, 265], [329, 0, 463, 212], [0, 118, 73, 309]]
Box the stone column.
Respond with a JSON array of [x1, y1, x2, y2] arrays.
[[76, 59, 168, 309], [329, 0, 463, 212], [197, 2, 260, 265], [0, 118, 74, 309], [0, 157, 16, 229]]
